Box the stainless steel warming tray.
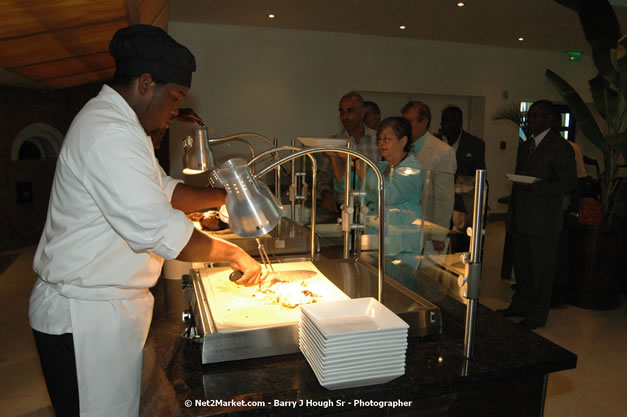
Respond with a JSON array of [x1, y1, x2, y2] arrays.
[[187, 258, 442, 364], [198, 261, 348, 332]]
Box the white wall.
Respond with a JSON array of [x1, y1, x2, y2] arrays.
[[168, 22, 600, 213]]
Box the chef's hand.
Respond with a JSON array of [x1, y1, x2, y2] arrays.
[[231, 251, 263, 286]]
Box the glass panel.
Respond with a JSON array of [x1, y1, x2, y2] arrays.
[[355, 167, 471, 304], [291, 154, 484, 306]]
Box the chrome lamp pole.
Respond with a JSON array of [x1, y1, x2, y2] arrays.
[[458, 169, 488, 359]]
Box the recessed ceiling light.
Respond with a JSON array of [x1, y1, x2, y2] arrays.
[[518, 37, 524, 41], [399, 25, 406, 30], [457, 2, 465, 6], [267, 14, 275, 19]]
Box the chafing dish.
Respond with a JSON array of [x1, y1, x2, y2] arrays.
[[185, 257, 441, 364]]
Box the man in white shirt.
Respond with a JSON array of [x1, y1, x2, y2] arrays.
[[401, 101, 456, 254], [318, 91, 379, 212], [29, 25, 262, 417]]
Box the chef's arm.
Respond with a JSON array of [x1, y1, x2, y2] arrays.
[[176, 229, 262, 286], [171, 183, 227, 213]]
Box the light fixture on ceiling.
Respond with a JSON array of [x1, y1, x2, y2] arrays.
[[399, 25, 406, 30], [457, 2, 465, 6], [267, 14, 275, 19], [518, 37, 524, 41]]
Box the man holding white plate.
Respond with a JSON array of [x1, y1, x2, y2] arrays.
[[501, 100, 577, 330]]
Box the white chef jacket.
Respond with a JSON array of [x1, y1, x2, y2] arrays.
[[29, 84, 194, 417]]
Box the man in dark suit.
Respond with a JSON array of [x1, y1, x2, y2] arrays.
[[438, 105, 486, 252], [501, 100, 577, 329]]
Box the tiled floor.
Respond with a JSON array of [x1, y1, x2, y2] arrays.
[[1, 220, 625, 416], [0, 247, 54, 417]]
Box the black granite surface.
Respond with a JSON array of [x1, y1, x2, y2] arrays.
[[142, 274, 577, 417]]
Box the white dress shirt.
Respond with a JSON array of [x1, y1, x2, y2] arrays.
[[412, 131, 457, 241], [531, 128, 550, 147]]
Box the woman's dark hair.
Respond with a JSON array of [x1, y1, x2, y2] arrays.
[[377, 116, 413, 152]]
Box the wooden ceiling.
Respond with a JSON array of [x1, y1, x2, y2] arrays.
[[3, 0, 627, 90], [0, 0, 169, 89]]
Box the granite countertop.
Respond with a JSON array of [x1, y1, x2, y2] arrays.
[[141, 276, 577, 417]]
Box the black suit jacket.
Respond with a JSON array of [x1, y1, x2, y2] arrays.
[[455, 131, 486, 177], [444, 131, 486, 212], [507, 130, 577, 235]]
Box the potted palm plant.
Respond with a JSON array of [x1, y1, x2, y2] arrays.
[[544, 0, 627, 309]]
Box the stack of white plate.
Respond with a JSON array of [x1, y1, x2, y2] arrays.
[[299, 297, 409, 390]]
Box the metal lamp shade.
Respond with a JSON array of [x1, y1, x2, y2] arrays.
[[211, 158, 282, 238], [182, 126, 216, 174]]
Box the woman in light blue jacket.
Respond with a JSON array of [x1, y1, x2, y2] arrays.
[[334, 117, 425, 286]]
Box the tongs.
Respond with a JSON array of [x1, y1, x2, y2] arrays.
[[256, 237, 274, 273], [228, 237, 273, 284], [229, 266, 317, 289]]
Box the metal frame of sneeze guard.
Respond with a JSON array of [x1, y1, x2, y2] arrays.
[[457, 169, 488, 359], [247, 146, 319, 258], [250, 146, 386, 303], [183, 126, 284, 192]]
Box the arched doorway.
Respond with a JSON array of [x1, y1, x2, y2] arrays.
[[11, 123, 63, 161]]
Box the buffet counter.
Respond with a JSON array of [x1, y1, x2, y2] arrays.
[[141, 273, 577, 417]]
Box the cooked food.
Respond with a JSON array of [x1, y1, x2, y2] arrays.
[[187, 210, 229, 232], [186, 212, 204, 222], [200, 211, 222, 230], [252, 278, 321, 309]]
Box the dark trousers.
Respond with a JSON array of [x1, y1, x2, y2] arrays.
[[552, 214, 571, 306], [511, 232, 559, 325], [32, 329, 80, 417], [500, 231, 514, 280]]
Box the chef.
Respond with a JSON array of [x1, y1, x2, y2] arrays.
[[28, 24, 263, 417]]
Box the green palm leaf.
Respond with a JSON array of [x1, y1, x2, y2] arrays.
[[545, 69, 608, 154]]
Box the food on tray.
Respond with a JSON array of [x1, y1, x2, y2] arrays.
[[252, 278, 321, 309], [187, 210, 229, 232]]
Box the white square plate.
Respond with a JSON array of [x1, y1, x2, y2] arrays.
[[300, 342, 405, 380], [298, 137, 348, 147], [300, 334, 406, 366], [299, 334, 406, 365], [300, 319, 407, 356], [506, 173, 540, 184], [300, 320, 407, 356], [300, 298, 409, 338], [300, 312, 407, 342], [320, 373, 404, 390], [301, 345, 405, 390]]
